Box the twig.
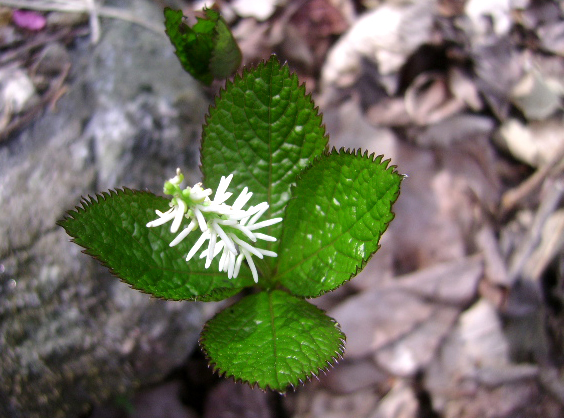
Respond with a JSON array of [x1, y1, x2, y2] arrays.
[[84, 0, 99, 43], [501, 140, 564, 216], [540, 366, 564, 406], [507, 176, 564, 284], [0, 0, 87, 12], [0, 27, 83, 65]]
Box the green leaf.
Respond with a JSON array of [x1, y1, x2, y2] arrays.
[[275, 149, 403, 297], [164, 7, 241, 85], [209, 15, 243, 79], [200, 290, 345, 391], [201, 56, 328, 270], [57, 189, 254, 301]]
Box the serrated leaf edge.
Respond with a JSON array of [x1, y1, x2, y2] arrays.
[[276, 147, 403, 298], [200, 54, 330, 185], [209, 14, 242, 79], [164, 7, 215, 85], [57, 188, 241, 302], [199, 53, 331, 264], [198, 296, 346, 393], [294, 146, 402, 183]]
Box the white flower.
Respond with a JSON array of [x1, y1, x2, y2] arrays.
[[147, 169, 282, 283]]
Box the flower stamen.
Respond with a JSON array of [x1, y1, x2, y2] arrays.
[[147, 169, 282, 283]]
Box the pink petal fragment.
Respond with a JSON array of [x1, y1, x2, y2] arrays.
[[13, 10, 47, 31]]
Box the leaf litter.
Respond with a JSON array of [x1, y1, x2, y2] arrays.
[[3, 0, 564, 416], [171, 0, 564, 414], [280, 0, 564, 417]]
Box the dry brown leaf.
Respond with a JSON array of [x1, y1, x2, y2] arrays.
[[331, 289, 435, 359], [511, 69, 562, 120], [204, 380, 272, 418], [321, 358, 389, 394], [366, 97, 412, 127], [374, 306, 459, 376], [327, 0, 356, 24], [414, 114, 495, 148], [0, 64, 37, 114], [425, 299, 516, 414], [367, 67, 482, 128], [393, 255, 483, 305], [449, 66, 482, 111], [500, 137, 564, 215], [231, 18, 271, 66], [471, 38, 525, 120], [496, 118, 564, 168], [265, 0, 350, 77], [426, 296, 560, 417], [507, 177, 564, 284], [231, 0, 282, 21], [321, 0, 435, 89], [538, 20, 564, 56], [475, 225, 510, 287], [465, 0, 512, 38], [278, 22, 315, 71], [523, 209, 564, 282], [368, 380, 418, 418], [289, 387, 380, 418], [518, 1, 561, 30], [440, 381, 552, 418], [326, 98, 398, 158], [405, 71, 465, 125], [330, 257, 482, 375], [290, 0, 349, 38], [131, 381, 198, 418]]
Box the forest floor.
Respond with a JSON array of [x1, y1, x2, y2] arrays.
[[2, 0, 564, 417]]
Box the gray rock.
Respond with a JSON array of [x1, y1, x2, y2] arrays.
[[0, 2, 211, 417]]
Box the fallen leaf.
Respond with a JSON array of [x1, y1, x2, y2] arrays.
[[330, 256, 482, 375], [465, 0, 512, 38], [321, 357, 389, 394], [471, 38, 524, 120], [404, 71, 465, 125], [413, 114, 495, 148], [511, 69, 562, 120], [231, 0, 282, 21], [289, 387, 380, 418], [231, 18, 271, 65], [0, 65, 37, 114], [370, 380, 418, 418], [475, 225, 510, 287], [448, 67, 482, 111], [204, 380, 272, 418], [538, 20, 564, 56], [496, 118, 564, 168], [393, 255, 483, 306], [321, 0, 435, 88]]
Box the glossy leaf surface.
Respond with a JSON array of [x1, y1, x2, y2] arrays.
[[200, 290, 345, 391], [275, 149, 403, 297], [58, 189, 253, 301], [201, 56, 328, 272], [164, 7, 241, 85]]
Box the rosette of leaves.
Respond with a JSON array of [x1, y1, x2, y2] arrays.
[[58, 56, 402, 391]]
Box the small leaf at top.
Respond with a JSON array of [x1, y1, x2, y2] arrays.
[[201, 56, 328, 268], [164, 7, 241, 85], [200, 290, 345, 391], [275, 149, 403, 297], [58, 189, 254, 301], [209, 14, 243, 79]]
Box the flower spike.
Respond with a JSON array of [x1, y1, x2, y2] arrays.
[[147, 169, 282, 283]]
